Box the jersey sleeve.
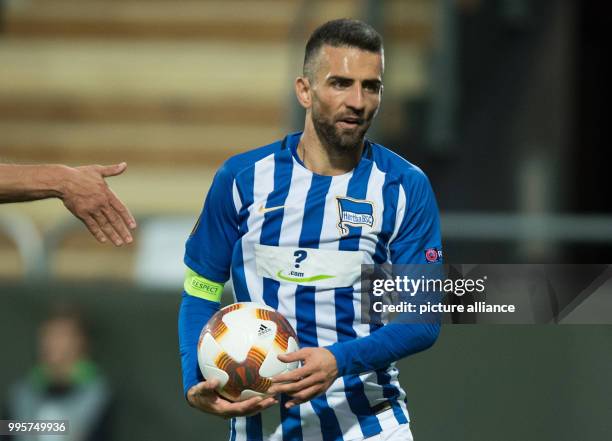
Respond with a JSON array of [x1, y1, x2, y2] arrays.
[[389, 171, 443, 264], [184, 162, 241, 283], [179, 162, 241, 398], [327, 170, 443, 376], [178, 292, 220, 397], [327, 322, 440, 377]]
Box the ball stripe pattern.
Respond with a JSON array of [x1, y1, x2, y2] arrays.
[[204, 303, 243, 340], [214, 346, 273, 401]]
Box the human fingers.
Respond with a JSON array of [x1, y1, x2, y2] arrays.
[[108, 189, 137, 230], [267, 372, 319, 395], [220, 395, 278, 418], [284, 384, 322, 408], [189, 379, 220, 397], [102, 204, 133, 244], [92, 211, 124, 246], [187, 381, 236, 415], [98, 162, 127, 178], [277, 348, 307, 364], [80, 213, 109, 244], [187, 380, 221, 408], [269, 364, 310, 385]]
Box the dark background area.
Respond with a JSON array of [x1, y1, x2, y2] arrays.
[[399, 0, 611, 265]]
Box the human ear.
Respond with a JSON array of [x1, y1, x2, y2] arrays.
[[294, 76, 312, 109]]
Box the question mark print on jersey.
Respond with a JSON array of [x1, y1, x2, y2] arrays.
[[293, 250, 307, 268]]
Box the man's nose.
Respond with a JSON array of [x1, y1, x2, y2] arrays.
[[345, 84, 365, 111]]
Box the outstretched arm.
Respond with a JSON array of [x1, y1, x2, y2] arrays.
[[0, 162, 136, 245]]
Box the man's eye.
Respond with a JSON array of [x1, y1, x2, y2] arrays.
[[364, 83, 382, 93], [332, 79, 351, 88]]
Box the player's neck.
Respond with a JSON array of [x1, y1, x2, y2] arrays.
[[298, 120, 364, 176]]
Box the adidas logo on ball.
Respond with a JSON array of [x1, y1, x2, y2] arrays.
[[258, 323, 272, 336]]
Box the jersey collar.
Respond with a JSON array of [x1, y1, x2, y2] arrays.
[[282, 131, 373, 173]]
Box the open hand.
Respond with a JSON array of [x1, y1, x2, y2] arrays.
[[60, 163, 136, 246], [187, 379, 278, 418]]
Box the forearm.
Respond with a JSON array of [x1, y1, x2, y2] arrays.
[[0, 164, 69, 203], [178, 291, 220, 396], [327, 322, 440, 377]]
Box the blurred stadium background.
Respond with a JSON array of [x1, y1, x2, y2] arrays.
[[0, 0, 610, 440]]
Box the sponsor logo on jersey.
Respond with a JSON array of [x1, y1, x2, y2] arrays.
[[336, 196, 375, 236], [425, 247, 443, 263], [276, 270, 335, 283], [258, 204, 285, 214]]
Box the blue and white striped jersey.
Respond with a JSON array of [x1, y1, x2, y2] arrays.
[[183, 131, 442, 441]]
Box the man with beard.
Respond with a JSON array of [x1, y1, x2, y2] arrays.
[[178, 19, 442, 440]]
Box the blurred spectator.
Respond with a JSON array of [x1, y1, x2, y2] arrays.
[[4, 306, 113, 441]]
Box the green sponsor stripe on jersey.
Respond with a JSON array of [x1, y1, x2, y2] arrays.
[[276, 270, 336, 283], [184, 268, 223, 302]]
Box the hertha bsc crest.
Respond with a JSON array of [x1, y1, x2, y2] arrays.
[[336, 196, 375, 236]]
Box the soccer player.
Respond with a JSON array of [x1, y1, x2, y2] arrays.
[[179, 19, 442, 440], [0, 162, 136, 246]]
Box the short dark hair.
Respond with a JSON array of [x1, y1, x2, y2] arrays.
[[303, 18, 383, 79]]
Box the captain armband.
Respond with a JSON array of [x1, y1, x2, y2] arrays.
[[184, 267, 224, 303]]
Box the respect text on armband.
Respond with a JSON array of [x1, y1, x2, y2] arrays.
[[191, 279, 220, 294]]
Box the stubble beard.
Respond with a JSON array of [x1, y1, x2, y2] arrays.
[[311, 107, 373, 156]]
